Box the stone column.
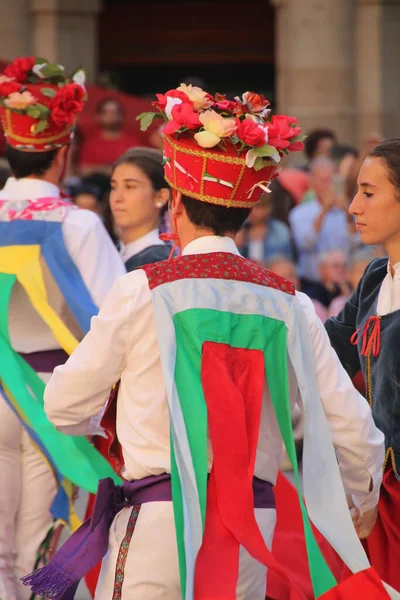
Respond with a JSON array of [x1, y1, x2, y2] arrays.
[[271, 0, 356, 144], [0, 0, 31, 60], [356, 0, 400, 142], [31, 0, 102, 82]]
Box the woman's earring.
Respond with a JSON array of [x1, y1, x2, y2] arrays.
[[156, 202, 163, 208]]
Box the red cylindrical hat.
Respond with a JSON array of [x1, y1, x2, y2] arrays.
[[0, 57, 86, 152], [163, 135, 278, 208], [0, 83, 73, 151]]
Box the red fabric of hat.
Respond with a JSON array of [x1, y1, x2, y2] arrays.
[[0, 57, 86, 152], [163, 134, 278, 208], [0, 83, 74, 151]]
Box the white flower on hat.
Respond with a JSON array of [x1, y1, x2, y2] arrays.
[[5, 91, 37, 110], [0, 75, 14, 84], [32, 63, 48, 79], [177, 83, 213, 110], [72, 69, 86, 91], [165, 96, 183, 120]]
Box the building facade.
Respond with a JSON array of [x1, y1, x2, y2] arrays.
[[0, 0, 399, 145]]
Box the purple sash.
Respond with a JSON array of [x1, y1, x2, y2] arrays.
[[22, 473, 274, 599], [19, 349, 69, 373]]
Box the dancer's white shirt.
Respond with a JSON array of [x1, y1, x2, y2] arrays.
[[0, 177, 126, 352], [45, 235, 384, 513]]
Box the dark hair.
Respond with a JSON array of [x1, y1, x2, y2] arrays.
[[72, 171, 116, 242], [181, 194, 250, 236], [368, 139, 400, 192], [113, 147, 169, 193], [96, 97, 124, 116], [304, 128, 337, 161], [5, 145, 58, 179], [73, 172, 111, 201]]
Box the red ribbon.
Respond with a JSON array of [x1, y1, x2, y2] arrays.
[[350, 316, 381, 357], [159, 215, 181, 260], [195, 341, 306, 599]]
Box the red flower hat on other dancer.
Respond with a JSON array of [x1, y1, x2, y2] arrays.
[[0, 56, 86, 151]]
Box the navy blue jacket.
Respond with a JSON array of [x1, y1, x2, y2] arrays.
[[326, 258, 400, 471]]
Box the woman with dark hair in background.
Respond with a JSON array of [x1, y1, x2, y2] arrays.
[[326, 138, 400, 592], [110, 147, 171, 271], [72, 172, 117, 243]]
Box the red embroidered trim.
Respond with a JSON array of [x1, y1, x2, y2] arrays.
[[112, 504, 141, 600], [142, 252, 295, 295]]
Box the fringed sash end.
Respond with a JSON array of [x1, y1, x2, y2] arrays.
[[21, 563, 76, 599]]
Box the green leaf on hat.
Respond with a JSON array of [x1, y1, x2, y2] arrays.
[[35, 57, 48, 65], [38, 63, 65, 80], [289, 134, 307, 142], [254, 157, 266, 171], [136, 111, 161, 131], [252, 143, 281, 164], [33, 119, 48, 135], [26, 103, 50, 120], [40, 87, 57, 98]]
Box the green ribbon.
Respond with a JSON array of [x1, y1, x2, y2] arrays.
[[171, 308, 336, 599]]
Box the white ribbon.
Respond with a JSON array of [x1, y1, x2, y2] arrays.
[[174, 160, 198, 183], [202, 173, 234, 189], [247, 180, 272, 198]]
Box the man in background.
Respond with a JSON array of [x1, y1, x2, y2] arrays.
[[78, 98, 141, 175]]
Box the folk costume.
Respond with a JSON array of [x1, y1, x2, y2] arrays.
[[120, 229, 171, 272], [24, 87, 390, 600], [0, 56, 125, 600], [326, 258, 400, 593]]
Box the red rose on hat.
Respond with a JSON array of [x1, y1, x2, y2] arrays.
[[214, 93, 237, 112], [50, 83, 85, 127], [163, 102, 201, 135], [5, 57, 35, 83], [0, 80, 22, 97], [153, 89, 189, 111], [236, 118, 266, 147]]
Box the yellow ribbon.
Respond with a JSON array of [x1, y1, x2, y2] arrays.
[[0, 246, 79, 355]]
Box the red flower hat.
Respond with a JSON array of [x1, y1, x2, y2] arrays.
[[163, 134, 278, 208], [139, 85, 304, 208], [0, 57, 86, 152]]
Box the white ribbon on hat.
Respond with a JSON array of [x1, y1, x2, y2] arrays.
[[202, 173, 234, 189], [174, 159, 198, 184], [247, 180, 272, 199]]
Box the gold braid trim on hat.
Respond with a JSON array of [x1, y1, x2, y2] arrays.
[[3, 110, 73, 145], [165, 135, 248, 165]]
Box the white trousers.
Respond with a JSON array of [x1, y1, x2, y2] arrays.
[[95, 502, 276, 600], [0, 395, 57, 600]]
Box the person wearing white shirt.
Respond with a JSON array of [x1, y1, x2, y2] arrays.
[[41, 191, 383, 598], [0, 85, 125, 599], [110, 147, 171, 272], [326, 139, 400, 593], [26, 91, 384, 600]]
